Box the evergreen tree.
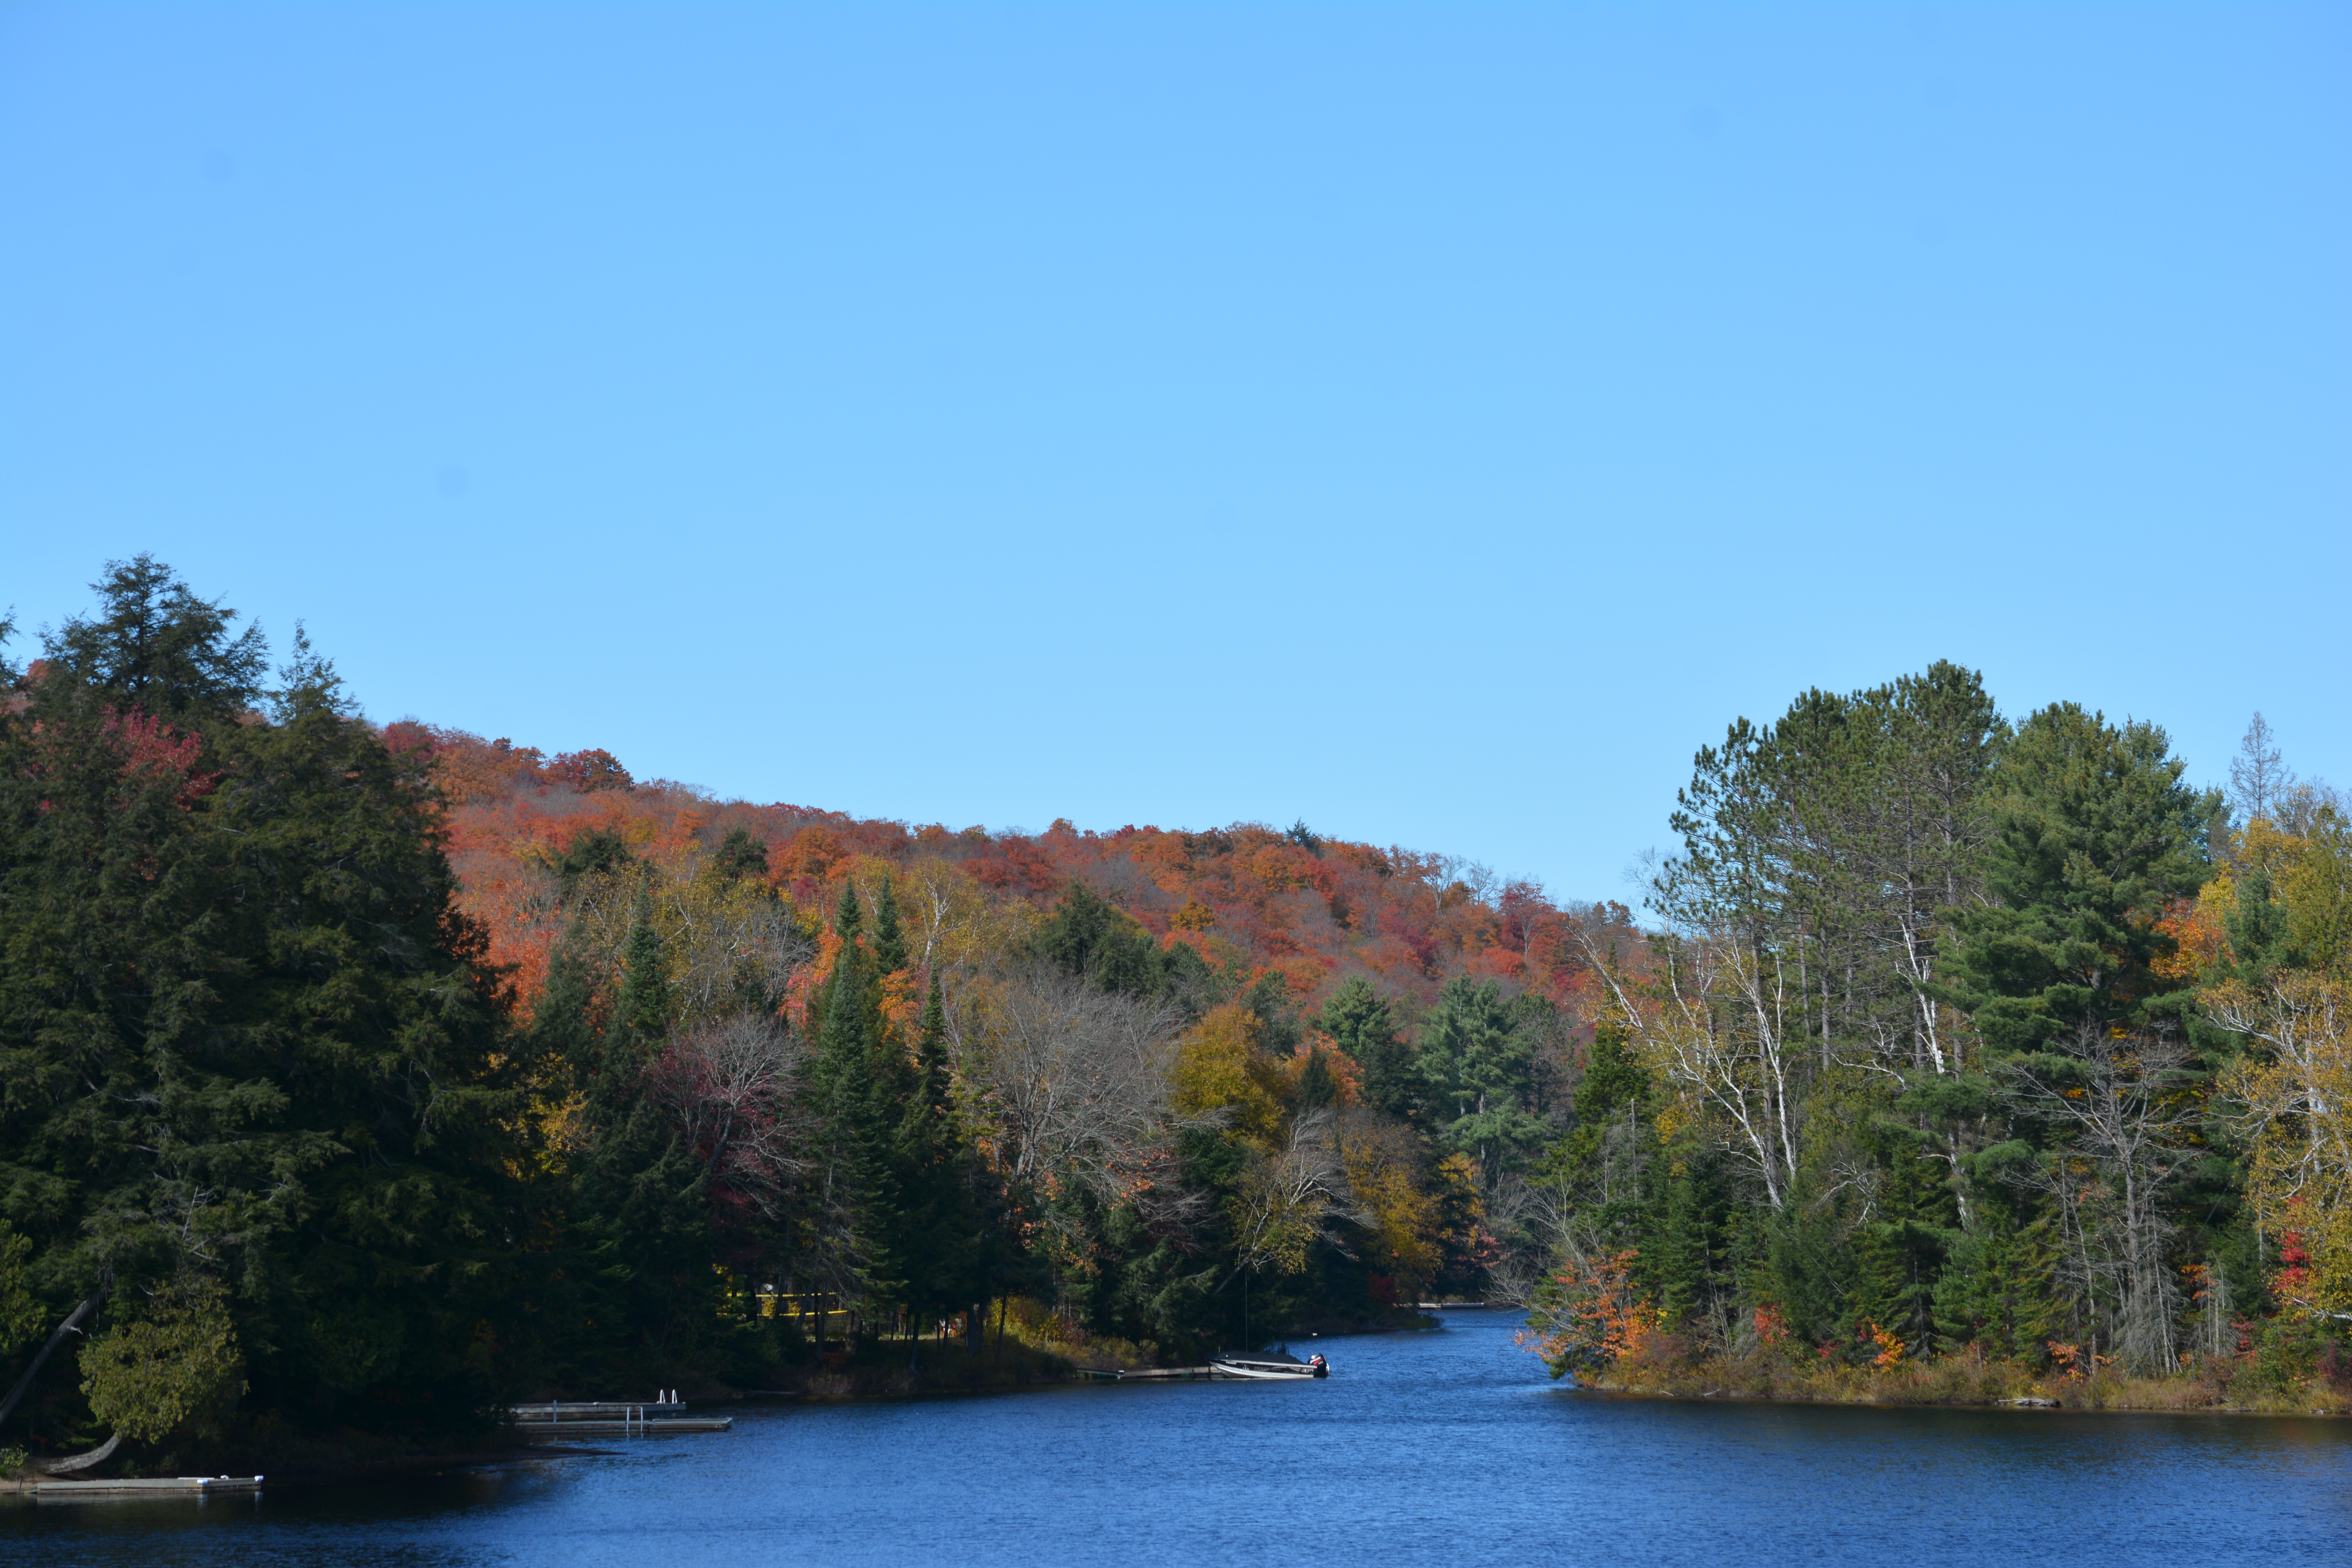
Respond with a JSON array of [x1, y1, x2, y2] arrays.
[[1937, 703, 2213, 1057], [711, 826, 769, 882], [612, 902, 676, 1064], [895, 975, 984, 1336], [2221, 863, 2295, 984], [873, 875, 909, 974], [1933, 1204, 2062, 1363], [806, 884, 910, 1319], [1848, 1141, 1954, 1357], [1034, 882, 1213, 1007], [1321, 976, 1417, 1121], [1652, 1147, 1733, 1333], [1296, 1047, 1338, 1111], [564, 894, 719, 1381], [1417, 976, 1547, 1181], [0, 583, 548, 1442], [45, 553, 268, 722], [546, 828, 634, 898], [1573, 1025, 1649, 1128]]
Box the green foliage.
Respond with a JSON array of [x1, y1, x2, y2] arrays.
[[1573, 1025, 1648, 1126], [1296, 1047, 1338, 1110], [0, 561, 545, 1444], [1933, 1205, 2063, 1363], [1938, 703, 2211, 1056], [872, 875, 909, 974], [545, 828, 635, 898], [1035, 882, 1215, 1009], [0, 1223, 41, 1356], [1849, 1138, 1956, 1356], [895, 974, 989, 1329], [1653, 1148, 1734, 1332], [613, 905, 677, 1058], [1417, 976, 1548, 1180], [710, 826, 770, 882], [805, 892, 915, 1315], [79, 1276, 246, 1444], [45, 553, 268, 720], [1321, 976, 1416, 1120]]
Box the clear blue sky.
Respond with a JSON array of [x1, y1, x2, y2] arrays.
[[4, 3, 2346, 901]]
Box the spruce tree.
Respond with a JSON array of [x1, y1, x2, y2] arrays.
[[1849, 1140, 1958, 1356], [873, 875, 908, 974], [565, 897, 719, 1381], [612, 903, 675, 1063], [896, 974, 983, 1337], [1933, 1204, 2062, 1363], [807, 884, 910, 1321], [1653, 1149, 1731, 1333], [1296, 1047, 1338, 1110], [1321, 976, 1417, 1121]]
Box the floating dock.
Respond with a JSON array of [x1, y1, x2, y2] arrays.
[[514, 1417, 732, 1436], [509, 1399, 732, 1437], [4, 1475, 263, 1496]]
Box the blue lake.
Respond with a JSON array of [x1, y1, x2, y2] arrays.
[[7, 1308, 2350, 1566]]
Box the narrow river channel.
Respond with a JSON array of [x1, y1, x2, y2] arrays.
[[7, 1308, 2350, 1566]]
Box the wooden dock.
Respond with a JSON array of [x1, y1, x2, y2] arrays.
[[2, 1475, 263, 1496], [1105, 1366, 1224, 1380], [514, 1417, 732, 1436], [508, 1399, 731, 1437]]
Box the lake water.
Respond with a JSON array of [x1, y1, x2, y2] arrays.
[[7, 1307, 2350, 1566]]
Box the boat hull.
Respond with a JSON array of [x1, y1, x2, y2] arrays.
[[1209, 1359, 1327, 1379]]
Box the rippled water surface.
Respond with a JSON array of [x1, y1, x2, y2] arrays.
[[7, 1308, 2350, 1566]]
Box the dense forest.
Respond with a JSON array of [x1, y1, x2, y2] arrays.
[[1527, 668, 2352, 1408], [3, 559, 2348, 1473]]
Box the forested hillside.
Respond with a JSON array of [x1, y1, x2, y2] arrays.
[[4, 559, 2349, 1476], [0, 560, 1626, 1469]]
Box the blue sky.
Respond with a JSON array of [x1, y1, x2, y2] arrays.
[[3, 3, 2346, 901]]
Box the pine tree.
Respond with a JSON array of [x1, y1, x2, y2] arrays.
[[1937, 703, 2213, 1057], [1573, 1025, 1648, 1127]]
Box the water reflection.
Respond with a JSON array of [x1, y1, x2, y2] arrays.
[[6, 1309, 2348, 1566]]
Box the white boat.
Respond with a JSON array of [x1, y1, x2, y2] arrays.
[[1210, 1352, 1328, 1379]]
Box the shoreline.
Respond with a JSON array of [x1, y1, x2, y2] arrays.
[[1566, 1363, 2352, 1418]]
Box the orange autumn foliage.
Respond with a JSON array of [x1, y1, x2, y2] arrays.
[[390, 722, 1628, 1025]]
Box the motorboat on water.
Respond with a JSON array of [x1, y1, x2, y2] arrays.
[[1210, 1349, 1329, 1379]]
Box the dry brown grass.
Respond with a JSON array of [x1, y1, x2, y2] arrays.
[[1586, 1351, 2352, 1415]]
